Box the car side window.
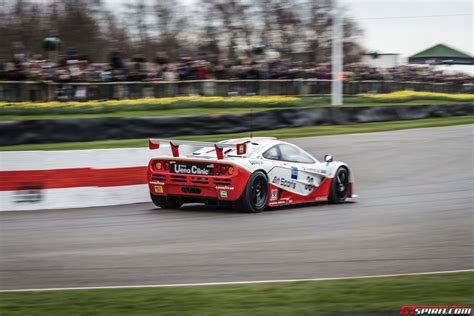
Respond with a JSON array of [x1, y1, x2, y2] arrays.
[[278, 144, 315, 163], [263, 145, 281, 160]]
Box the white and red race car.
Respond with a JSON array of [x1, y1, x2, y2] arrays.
[[147, 137, 355, 213]]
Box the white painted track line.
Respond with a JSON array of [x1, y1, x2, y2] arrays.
[[1, 269, 472, 293]]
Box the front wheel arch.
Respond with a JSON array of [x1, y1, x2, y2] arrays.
[[233, 170, 269, 213]]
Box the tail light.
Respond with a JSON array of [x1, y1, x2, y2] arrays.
[[219, 166, 227, 175], [153, 160, 170, 172], [215, 164, 234, 176]]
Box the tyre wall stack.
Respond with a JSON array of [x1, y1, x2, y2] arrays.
[[0, 103, 472, 146]]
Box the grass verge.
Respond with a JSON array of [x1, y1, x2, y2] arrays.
[[1, 116, 472, 151], [0, 95, 471, 121], [0, 272, 472, 316]]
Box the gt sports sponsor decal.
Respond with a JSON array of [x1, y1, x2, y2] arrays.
[[272, 176, 296, 189], [400, 305, 471, 315], [249, 159, 263, 165]]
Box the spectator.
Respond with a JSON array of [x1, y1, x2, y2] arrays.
[[0, 51, 472, 84]]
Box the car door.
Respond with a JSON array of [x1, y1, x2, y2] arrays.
[[264, 144, 324, 197]]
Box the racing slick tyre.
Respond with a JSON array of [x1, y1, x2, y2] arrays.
[[328, 167, 349, 204], [233, 171, 268, 213], [150, 194, 183, 209]]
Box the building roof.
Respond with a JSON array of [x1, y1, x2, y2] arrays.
[[410, 44, 472, 59]]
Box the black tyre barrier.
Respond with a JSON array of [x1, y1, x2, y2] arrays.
[[0, 103, 472, 146]]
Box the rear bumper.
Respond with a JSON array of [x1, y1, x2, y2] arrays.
[[148, 170, 250, 202]]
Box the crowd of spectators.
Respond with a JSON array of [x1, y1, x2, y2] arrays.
[[343, 63, 472, 84], [0, 52, 472, 84]]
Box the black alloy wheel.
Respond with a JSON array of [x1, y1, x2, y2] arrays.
[[328, 167, 349, 204], [233, 171, 269, 213]]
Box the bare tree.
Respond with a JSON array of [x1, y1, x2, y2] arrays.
[[256, 0, 302, 58], [0, 0, 365, 64], [342, 17, 365, 64], [0, 0, 46, 58], [46, 0, 104, 61], [306, 0, 333, 64], [201, 0, 255, 59], [152, 0, 188, 59], [124, 0, 152, 58]]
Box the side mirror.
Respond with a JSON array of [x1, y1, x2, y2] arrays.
[[324, 155, 333, 163]]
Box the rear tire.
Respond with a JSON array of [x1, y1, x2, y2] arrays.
[[150, 194, 183, 209], [233, 171, 268, 213], [328, 167, 349, 204]]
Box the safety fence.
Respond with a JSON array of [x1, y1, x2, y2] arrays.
[[1, 80, 472, 102]]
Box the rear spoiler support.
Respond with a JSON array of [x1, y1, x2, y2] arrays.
[[170, 142, 180, 157], [214, 145, 224, 159]]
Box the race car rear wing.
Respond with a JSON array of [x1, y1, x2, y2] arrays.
[[148, 139, 247, 159]]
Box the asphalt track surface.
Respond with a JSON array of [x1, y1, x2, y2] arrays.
[[1, 125, 473, 290]]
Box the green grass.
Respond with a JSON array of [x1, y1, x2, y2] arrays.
[[0, 272, 472, 316], [1, 116, 472, 151], [0, 97, 470, 121]]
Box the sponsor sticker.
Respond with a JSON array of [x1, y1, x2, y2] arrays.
[[171, 162, 213, 175], [249, 159, 263, 165], [237, 144, 247, 155], [400, 305, 471, 315], [154, 185, 163, 193], [269, 200, 290, 206], [149, 181, 165, 185], [272, 176, 296, 190], [216, 186, 235, 190], [219, 190, 228, 198], [14, 183, 43, 204], [271, 189, 278, 201], [291, 167, 298, 180]]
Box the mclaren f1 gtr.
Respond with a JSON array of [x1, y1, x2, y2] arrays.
[[147, 137, 355, 213]]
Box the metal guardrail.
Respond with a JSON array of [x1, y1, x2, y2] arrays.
[[0, 80, 472, 102]]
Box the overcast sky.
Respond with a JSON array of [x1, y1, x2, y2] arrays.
[[339, 0, 473, 57]]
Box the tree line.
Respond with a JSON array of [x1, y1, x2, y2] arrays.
[[0, 0, 364, 64]]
